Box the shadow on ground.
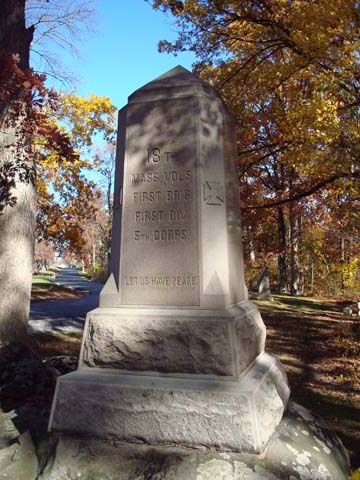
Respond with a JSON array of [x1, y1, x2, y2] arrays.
[[255, 294, 360, 469]]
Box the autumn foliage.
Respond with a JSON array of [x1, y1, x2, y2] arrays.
[[0, 50, 116, 264], [0, 52, 78, 210], [35, 91, 116, 257], [152, 0, 360, 297]]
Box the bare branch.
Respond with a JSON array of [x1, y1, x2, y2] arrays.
[[25, 0, 97, 82], [242, 173, 355, 210]]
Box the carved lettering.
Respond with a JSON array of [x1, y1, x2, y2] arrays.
[[163, 170, 191, 182], [133, 191, 161, 204], [153, 229, 188, 241], [147, 147, 161, 163], [146, 147, 177, 164], [166, 190, 191, 202], [124, 275, 199, 287], [135, 210, 164, 223], [169, 209, 186, 221], [133, 229, 189, 242], [164, 151, 176, 163], [131, 172, 159, 184]]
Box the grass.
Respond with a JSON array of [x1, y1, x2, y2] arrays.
[[254, 293, 360, 469], [31, 273, 87, 302], [32, 274, 54, 285]]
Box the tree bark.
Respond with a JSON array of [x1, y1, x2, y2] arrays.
[[0, 0, 35, 343], [277, 206, 287, 292], [289, 202, 300, 295], [106, 170, 113, 274], [310, 258, 314, 296]]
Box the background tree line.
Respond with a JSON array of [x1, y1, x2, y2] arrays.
[[151, 0, 360, 298]]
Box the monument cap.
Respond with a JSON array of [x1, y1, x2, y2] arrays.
[[128, 65, 219, 102]]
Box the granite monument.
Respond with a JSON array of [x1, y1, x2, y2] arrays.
[[49, 66, 290, 454]]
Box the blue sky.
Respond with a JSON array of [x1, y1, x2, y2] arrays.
[[34, 0, 196, 110]]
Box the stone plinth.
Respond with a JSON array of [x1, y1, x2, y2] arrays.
[[44, 403, 352, 480], [79, 304, 265, 377], [50, 353, 289, 454], [49, 66, 290, 454]]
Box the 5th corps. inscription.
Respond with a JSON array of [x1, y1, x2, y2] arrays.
[[120, 98, 199, 306]]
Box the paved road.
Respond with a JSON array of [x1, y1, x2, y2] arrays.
[[29, 268, 103, 334]]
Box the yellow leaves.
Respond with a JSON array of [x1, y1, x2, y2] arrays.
[[351, 468, 360, 480], [34, 90, 116, 251], [55, 92, 117, 148], [341, 256, 360, 289]]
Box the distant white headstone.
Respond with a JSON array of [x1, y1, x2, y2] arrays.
[[257, 266, 273, 301]]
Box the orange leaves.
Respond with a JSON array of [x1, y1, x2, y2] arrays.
[[0, 53, 45, 106]]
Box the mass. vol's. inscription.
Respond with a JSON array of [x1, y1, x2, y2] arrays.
[[130, 170, 191, 184], [121, 98, 199, 306]]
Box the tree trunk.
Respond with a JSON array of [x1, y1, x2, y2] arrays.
[[289, 203, 300, 295], [107, 172, 112, 274], [310, 258, 314, 296], [340, 233, 345, 296], [0, 0, 35, 343], [0, 128, 36, 342], [277, 206, 287, 292]]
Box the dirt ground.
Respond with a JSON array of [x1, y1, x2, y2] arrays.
[[255, 294, 360, 469], [31, 285, 86, 302]]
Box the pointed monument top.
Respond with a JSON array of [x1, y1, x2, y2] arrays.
[[128, 65, 219, 103], [152, 65, 199, 82]]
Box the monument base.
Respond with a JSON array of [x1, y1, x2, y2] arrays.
[[77, 302, 267, 378], [49, 353, 289, 454], [44, 403, 351, 480]]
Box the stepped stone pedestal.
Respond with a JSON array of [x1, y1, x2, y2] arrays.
[[49, 66, 290, 453]]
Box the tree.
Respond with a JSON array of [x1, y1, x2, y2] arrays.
[[26, 0, 95, 82], [94, 141, 117, 270], [0, 0, 96, 343], [34, 239, 56, 272], [75, 189, 110, 274], [36, 92, 116, 256], [151, 0, 360, 295], [0, 0, 37, 342]]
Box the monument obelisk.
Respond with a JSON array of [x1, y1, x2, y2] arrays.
[[49, 66, 290, 453]]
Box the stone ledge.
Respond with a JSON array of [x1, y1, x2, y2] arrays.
[[79, 302, 266, 378], [49, 353, 289, 454], [43, 403, 351, 480]]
